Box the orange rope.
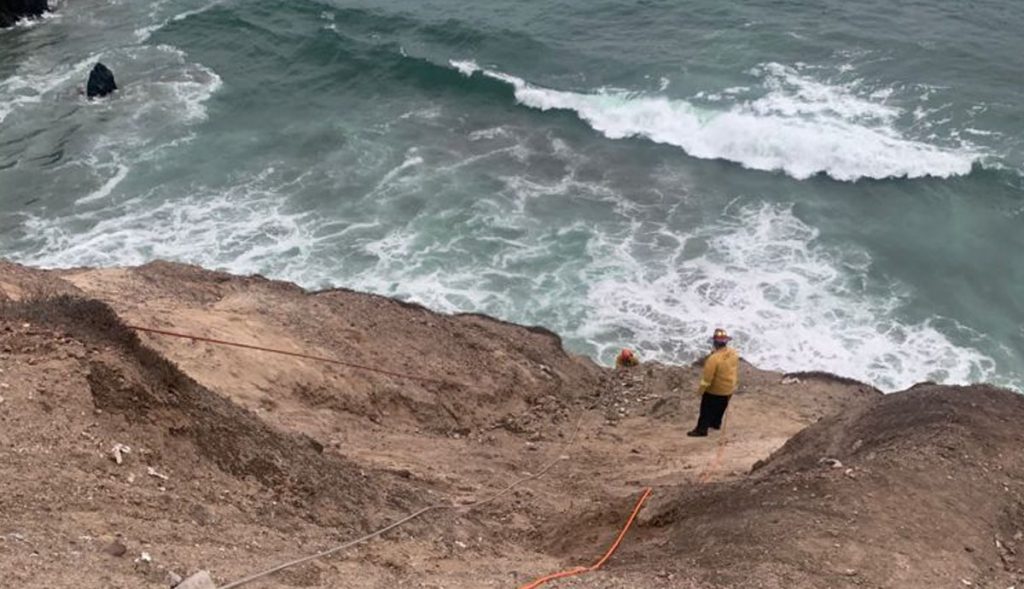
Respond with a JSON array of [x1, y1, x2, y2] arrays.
[[517, 401, 733, 588], [125, 324, 463, 388], [130, 325, 730, 588], [516, 488, 653, 589]]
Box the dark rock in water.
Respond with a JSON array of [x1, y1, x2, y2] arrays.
[[0, 0, 49, 28], [87, 63, 118, 99]]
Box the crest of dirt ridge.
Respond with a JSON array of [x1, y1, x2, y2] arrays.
[[0, 292, 440, 587], [7, 295, 413, 522], [58, 261, 607, 438], [632, 384, 1024, 588]]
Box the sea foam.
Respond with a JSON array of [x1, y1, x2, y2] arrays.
[[579, 202, 999, 391], [450, 60, 978, 182], [22, 167, 317, 275], [12, 133, 1006, 392]]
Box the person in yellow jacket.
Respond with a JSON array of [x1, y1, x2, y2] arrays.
[[687, 328, 739, 437]]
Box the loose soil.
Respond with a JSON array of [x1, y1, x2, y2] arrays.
[[1, 260, 1019, 588]]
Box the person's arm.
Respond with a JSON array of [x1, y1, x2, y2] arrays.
[[698, 353, 718, 395]]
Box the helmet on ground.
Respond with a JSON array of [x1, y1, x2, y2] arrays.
[[710, 328, 731, 344], [616, 348, 639, 367]]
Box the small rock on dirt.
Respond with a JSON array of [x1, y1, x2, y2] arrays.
[[111, 443, 131, 465], [147, 466, 169, 480], [819, 457, 843, 469], [174, 570, 215, 589], [102, 541, 127, 557]]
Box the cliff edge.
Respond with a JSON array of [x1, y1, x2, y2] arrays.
[[1, 260, 1020, 588]]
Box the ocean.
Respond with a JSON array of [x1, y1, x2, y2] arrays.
[[1, 0, 1021, 392]]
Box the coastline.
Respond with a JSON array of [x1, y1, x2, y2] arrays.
[[2, 258, 1021, 588]]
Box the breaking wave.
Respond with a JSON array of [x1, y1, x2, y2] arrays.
[[451, 60, 979, 182], [580, 202, 1001, 391]]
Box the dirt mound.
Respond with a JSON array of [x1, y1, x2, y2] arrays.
[[0, 296, 419, 587], [0, 260, 83, 301], [635, 385, 1024, 588], [755, 383, 1024, 477], [61, 261, 604, 438]]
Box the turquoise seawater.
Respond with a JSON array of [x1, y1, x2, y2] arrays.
[[1, 0, 1022, 391]]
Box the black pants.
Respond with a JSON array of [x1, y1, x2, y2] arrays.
[[695, 393, 731, 433]]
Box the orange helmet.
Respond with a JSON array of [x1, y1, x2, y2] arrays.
[[616, 348, 638, 367]]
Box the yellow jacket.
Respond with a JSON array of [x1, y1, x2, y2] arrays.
[[698, 347, 739, 396]]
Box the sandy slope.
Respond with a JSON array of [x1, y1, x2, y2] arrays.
[[1, 260, 1020, 588]]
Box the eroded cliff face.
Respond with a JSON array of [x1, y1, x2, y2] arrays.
[[1, 259, 1019, 589]]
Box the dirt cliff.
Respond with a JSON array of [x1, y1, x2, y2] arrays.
[[1, 260, 1019, 588]]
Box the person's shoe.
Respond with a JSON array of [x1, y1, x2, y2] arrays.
[[686, 429, 708, 437], [709, 425, 720, 430]]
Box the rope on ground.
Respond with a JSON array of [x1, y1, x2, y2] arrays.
[[515, 488, 653, 589], [516, 400, 734, 588], [129, 323, 731, 587], [217, 415, 586, 589], [125, 324, 464, 388], [217, 506, 437, 589]]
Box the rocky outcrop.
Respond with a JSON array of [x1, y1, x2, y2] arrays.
[[0, 0, 48, 28], [86, 63, 117, 98]]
